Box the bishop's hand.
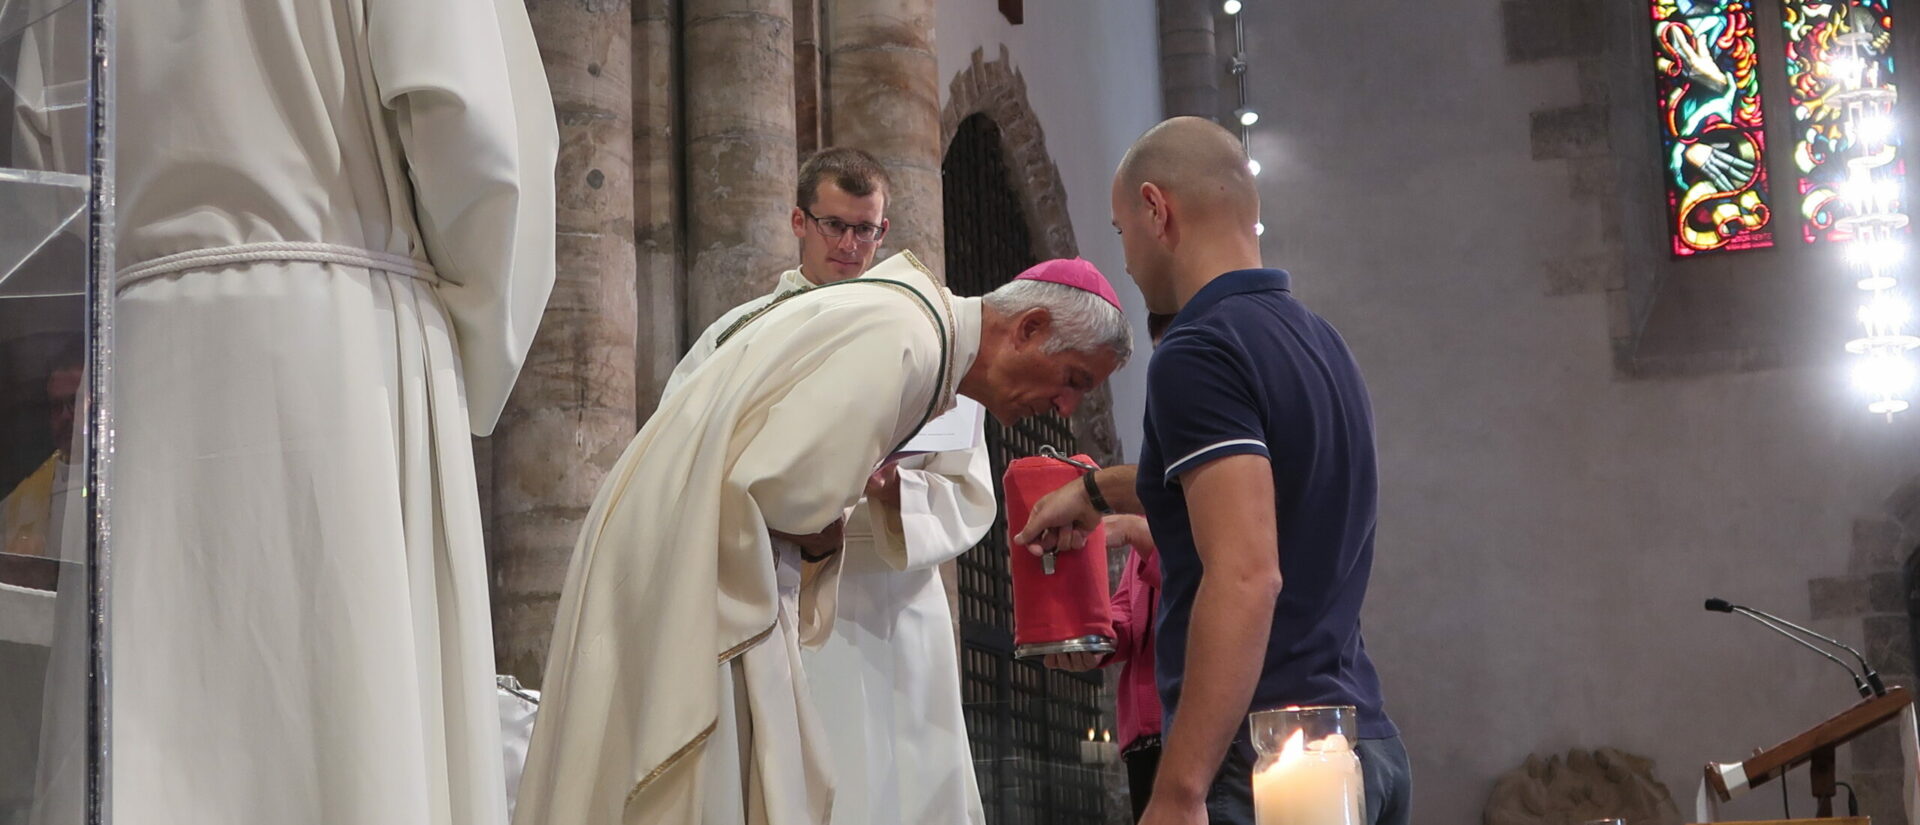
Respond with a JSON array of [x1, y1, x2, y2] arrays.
[[773, 517, 846, 561], [865, 460, 903, 512]]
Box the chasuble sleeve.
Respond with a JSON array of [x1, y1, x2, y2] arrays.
[[365, 0, 559, 436], [729, 312, 942, 540], [867, 438, 996, 571]]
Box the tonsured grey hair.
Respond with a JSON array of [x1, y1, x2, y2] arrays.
[[981, 279, 1134, 365]]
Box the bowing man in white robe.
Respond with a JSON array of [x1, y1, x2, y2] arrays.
[[110, 2, 556, 825], [661, 147, 995, 825], [514, 249, 1133, 825]]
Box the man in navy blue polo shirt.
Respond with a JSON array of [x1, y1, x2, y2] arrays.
[[1018, 117, 1409, 825]]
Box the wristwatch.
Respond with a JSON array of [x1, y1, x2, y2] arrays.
[[1082, 470, 1114, 515]]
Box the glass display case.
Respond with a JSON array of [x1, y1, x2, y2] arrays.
[[0, 0, 111, 822]]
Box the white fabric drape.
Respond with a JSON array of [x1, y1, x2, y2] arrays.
[[109, 1, 556, 824]]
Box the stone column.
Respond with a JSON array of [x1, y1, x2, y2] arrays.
[[1159, 0, 1218, 121], [634, 0, 683, 418], [794, 0, 825, 156], [493, 0, 640, 686], [825, 0, 943, 281], [685, 0, 798, 332]]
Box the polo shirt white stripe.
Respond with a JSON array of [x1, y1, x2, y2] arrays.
[[1163, 438, 1269, 481]]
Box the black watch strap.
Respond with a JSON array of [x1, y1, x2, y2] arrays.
[[1082, 470, 1114, 515]]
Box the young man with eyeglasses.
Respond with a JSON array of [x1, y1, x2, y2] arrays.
[[657, 147, 998, 825]]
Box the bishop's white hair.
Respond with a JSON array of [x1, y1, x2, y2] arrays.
[[982, 279, 1134, 365]]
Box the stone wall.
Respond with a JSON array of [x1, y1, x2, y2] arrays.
[[1240, 0, 1920, 820], [1809, 503, 1920, 825]]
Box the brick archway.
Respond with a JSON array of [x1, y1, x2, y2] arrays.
[[941, 45, 1120, 464]]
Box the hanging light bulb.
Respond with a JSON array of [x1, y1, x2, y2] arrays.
[[1222, 0, 1242, 13], [1247, 158, 1262, 176], [1858, 114, 1897, 146], [1846, 236, 1905, 271], [1853, 352, 1917, 396], [1831, 55, 1869, 89], [1236, 107, 1260, 126], [1843, 169, 1902, 214], [1859, 293, 1913, 333]]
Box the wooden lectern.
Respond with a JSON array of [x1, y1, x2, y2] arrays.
[[1701, 686, 1913, 819]]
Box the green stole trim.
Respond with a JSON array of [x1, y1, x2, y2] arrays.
[[714, 277, 953, 456]]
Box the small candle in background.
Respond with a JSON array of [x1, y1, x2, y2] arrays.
[[1078, 728, 1119, 765]]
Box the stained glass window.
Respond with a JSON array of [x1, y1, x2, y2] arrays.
[[1780, 0, 1901, 244], [1652, 0, 1775, 255]]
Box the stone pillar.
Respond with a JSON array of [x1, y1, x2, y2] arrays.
[[493, 0, 640, 686], [685, 0, 798, 332], [1159, 0, 1218, 121], [794, 0, 825, 156], [825, 0, 943, 281], [634, 0, 683, 418]]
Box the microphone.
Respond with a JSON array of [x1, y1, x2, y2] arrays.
[[1705, 597, 1876, 697], [1726, 599, 1887, 696]]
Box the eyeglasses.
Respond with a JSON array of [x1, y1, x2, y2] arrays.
[[802, 208, 887, 244]]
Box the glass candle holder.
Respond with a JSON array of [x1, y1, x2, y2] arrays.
[[1248, 706, 1366, 825]]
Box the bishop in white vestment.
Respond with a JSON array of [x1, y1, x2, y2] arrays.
[[667, 270, 996, 825], [515, 251, 1132, 825], [110, 2, 557, 824]]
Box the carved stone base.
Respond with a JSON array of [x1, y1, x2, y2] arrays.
[[1483, 747, 1684, 825]]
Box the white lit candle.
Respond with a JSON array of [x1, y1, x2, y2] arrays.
[[1251, 729, 1365, 825], [1079, 729, 1119, 764]]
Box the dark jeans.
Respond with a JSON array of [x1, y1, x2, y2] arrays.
[[1204, 735, 1411, 825], [1124, 742, 1163, 821]]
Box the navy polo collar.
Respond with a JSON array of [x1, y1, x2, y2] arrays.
[[1171, 268, 1292, 327]]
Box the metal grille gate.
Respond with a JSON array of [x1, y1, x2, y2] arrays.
[[942, 112, 1108, 825]]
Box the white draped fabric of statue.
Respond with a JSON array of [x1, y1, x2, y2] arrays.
[[108, 1, 557, 825]]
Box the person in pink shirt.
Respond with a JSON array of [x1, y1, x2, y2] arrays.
[[1047, 511, 1163, 820], [1047, 313, 1174, 822]]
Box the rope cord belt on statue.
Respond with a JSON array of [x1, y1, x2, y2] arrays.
[[713, 257, 955, 456], [115, 241, 441, 293]]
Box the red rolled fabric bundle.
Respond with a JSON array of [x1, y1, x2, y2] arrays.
[[1003, 453, 1116, 658]]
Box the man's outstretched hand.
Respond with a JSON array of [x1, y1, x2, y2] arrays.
[[1010, 475, 1103, 558]]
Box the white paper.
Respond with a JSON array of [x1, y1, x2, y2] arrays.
[[1693, 760, 1747, 823], [1902, 703, 1920, 825], [898, 397, 983, 455], [1694, 778, 1718, 823]]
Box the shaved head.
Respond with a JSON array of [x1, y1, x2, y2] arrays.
[[1115, 116, 1259, 225], [1110, 116, 1265, 313]]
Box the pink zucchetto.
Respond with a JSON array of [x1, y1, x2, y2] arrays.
[[1013, 258, 1122, 311]]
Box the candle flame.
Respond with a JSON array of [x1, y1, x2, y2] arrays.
[[1278, 728, 1306, 765], [1102, 729, 1112, 743], [1087, 728, 1096, 741]]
